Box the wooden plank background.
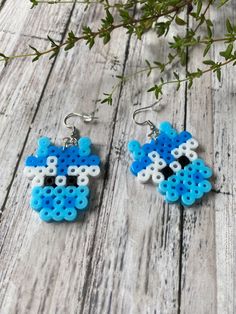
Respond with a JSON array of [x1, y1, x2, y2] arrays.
[[0, 1, 235, 313]]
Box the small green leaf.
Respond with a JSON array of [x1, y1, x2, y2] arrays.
[[203, 60, 215, 65], [175, 16, 186, 26], [101, 93, 112, 105], [226, 18, 233, 33], [216, 68, 221, 82], [30, 0, 38, 8], [203, 44, 211, 57], [196, 0, 202, 17]]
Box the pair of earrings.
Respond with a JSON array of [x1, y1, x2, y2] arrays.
[[24, 105, 212, 222]]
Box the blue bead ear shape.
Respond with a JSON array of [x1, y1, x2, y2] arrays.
[[128, 121, 212, 206]]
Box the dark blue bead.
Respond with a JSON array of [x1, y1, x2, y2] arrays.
[[140, 156, 152, 168], [161, 153, 175, 164], [178, 131, 192, 143], [142, 143, 155, 153], [42, 197, 53, 209], [25, 156, 37, 166], [130, 161, 143, 176], [48, 146, 63, 158], [176, 183, 187, 195], [77, 156, 90, 166], [64, 197, 76, 208], [158, 133, 172, 145], [88, 155, 100, 166], [57, 166, 67, 176], [193, 172, 204, 184]]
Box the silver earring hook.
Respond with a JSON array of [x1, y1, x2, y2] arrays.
[[63, 112, 98, 129], [132, 100, 162, 139], [63, 111, 98, 147]]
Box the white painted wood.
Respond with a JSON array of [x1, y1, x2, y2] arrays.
[[0, 1, 235, 314], [180, 4, 236, 314], [80, 29, 187, 313], [0, 3, 130, 314]]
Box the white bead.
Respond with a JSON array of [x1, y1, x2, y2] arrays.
[[35, 167, 47, 176], [46, 156, 58, 166], [77, 175, 89, 186], [45, 166, 57, 176], [186, 138, 198, 149], [169, 161, 181, 173], [23, 167, 35, 179], [185, 150, 198, 161], [147, 163, 159, 174], [171, 148, 182, 158], [88, 166, 100, 177], [179, 143, 189, 154], [32, 176, 44, 187], [154, 158, 166, 170], [68, 166, 79, 175], [148, 151, 160, 162], [55, 176, 66, 186], [137, 169, 151, 183], [152, 171, 164, 184], [77, 166, 89, 175]]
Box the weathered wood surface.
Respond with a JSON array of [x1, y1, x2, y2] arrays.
[[0, 1, 235, 313]]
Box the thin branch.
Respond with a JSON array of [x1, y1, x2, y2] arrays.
[[0, 0, 192, 62]]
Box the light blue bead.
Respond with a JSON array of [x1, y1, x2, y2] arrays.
[[64, 208, 77, 221], [183, 178, 195, 189], [54, 186, 66, 197], [166, 190, 179, 203], [39, 208, 52, 222], [159, 121, 177, 138], [79, 147, 91, 157], [30, 197, 42, 211], [128, 140, 140, 153], [65, 186, 77, 197], [32, 186, 43, 198], [79, 137, 92, 148], [77, 186, 89, 197], [36, 147, 48, 157], [200, 166, 213, 179], [176, 169, 189, 181], [75, 196, 88, 210], [53, 196, 65, 209], [190, 186, 204, 199], [159, 121, 172, 132], [192, 159, 205, 169], [198, 180, 212, 193], [38, 137, 51, 148], [51, 208, 64, 222], [185, 164, 196, 174], [181, 192, 196, 206], [158, 181, 171, 194], [168, 175, 180, 186], [43, 186, 54, 197]]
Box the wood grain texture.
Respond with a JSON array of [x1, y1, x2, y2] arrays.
[[0, 1, 235, 314]]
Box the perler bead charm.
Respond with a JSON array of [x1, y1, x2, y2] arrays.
[[24, 136, 101, 222], [128, 121, 212, 206]]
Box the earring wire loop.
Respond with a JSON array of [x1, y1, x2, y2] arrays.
[[63, 111, 98, 147], [132, 100, 162, 139]]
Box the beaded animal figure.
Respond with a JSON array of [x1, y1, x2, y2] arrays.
[[128, 121, 212, 206], [24, 113, 101, 222]]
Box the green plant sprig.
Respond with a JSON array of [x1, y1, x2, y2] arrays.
[[0, 0, 191, 62], [1, 0, 235, 105]]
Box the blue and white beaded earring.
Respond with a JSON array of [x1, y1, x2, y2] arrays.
[[24, 112, 101, 222], [127, 103, 213, 206]]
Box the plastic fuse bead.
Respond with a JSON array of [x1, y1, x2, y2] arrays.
[[24, 137, 101, 222], [128, 121, 212, 206]]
